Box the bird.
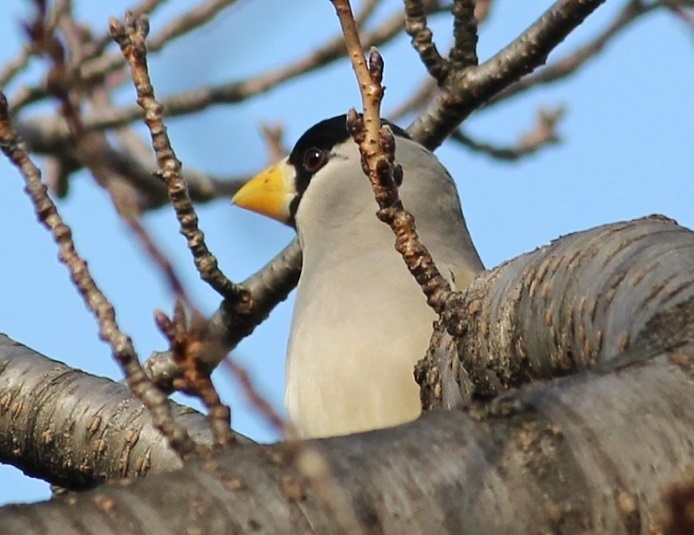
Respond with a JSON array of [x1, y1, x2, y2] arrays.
[[232, 115, 484, 438]]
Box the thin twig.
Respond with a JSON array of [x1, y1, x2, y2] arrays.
[[85, 0, 170, 61], [5, 0, 72, 93], [110, 11, 244, 301], [0, 92, 196, 460], [35, 5, 446, 131], [222, 356, 294, 438], [403, 0, 449, 82], [259, 122, 286, 163], [332, 0, 453, 315], [130, 217, 193, 304], [84, 0, 239, 82], [23, 0, 83, 138], [156, 303, 235, 447], [452, 106, 565, 161], [24, 2, 154, 213], [144, 237, 302, 392], [449, 0, 479, 70]]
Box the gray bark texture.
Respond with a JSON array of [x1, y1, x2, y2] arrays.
[[1, 216, 693, 534], [417, 214, 694, 407], [0, 336, 251, 489]]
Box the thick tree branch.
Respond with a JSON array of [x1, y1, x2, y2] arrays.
[[0, 334, 253, 491], [1, 341, 692, 533], [3, 217, 694, 530], [419, 215, 694, 405]]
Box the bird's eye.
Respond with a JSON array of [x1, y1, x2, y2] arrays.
[[302, 148, 327, 172]]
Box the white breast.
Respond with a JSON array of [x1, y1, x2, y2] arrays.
[[285, 247, 434, 437]]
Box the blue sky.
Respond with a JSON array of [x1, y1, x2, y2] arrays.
[[0, 0, 692, 504]]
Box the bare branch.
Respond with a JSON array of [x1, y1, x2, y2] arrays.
[[0, 92, 196, 460], [78, 0, 170, 64], [0, 334, 247, 490], [2, 347, 692, 533], [487, 0, 661, 107], [56, 5, 444, 132], [82, 0, 240, 84], [662, 0, 694, 31], [449, 0, 479, 70], [259, 122, 287, 163], [403, 0, 449, 82], [110, 11, 243, 301], [130, 217, 194, 303], [332, 0, 452, 315], [222, 356, 291, 437], [15, 116, 246, 210], [156, 304, 235, 447], [145, 238, 302, 393], [409, 0, 606, 149], [451, 106, 564, 161], [431, 216, 694, 402]]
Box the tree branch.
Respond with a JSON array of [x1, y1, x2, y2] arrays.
[[0, 91, 196, 460], [14, 116, 247, 210], [419, 215, 694, 405], [0, 335, 253, 491], [449, 0, 479, 70], [409, 0, 606, 149], [2, 341, 692, 533], [403, 0, 449, 83], [3, 218, 694, 530], [111, 11, 242, 301], [14, 4, 444, 126], [450, 106, 564, 161], [333, 0, 453, 315], [144, 238, 302, 391], [486, 0, 661, 108]]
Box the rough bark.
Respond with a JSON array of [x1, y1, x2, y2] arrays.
[[0, 341, 692, 534], [1, 216, 693, 533], [0, 335, 249, 490], [417, 215, 694, 407]]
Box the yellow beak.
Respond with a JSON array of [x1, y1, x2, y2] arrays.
[[231, 159, 296, 224]]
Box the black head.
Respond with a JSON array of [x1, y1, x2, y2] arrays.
[[286, 115, 410, 221]]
